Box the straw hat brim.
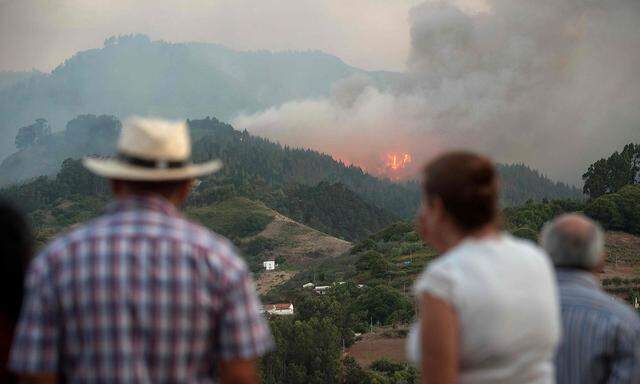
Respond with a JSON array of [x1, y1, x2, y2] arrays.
[[83, 157, 222, 181]]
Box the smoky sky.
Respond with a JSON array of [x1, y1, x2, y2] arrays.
[[2, 0, 638, 184], [0, 0, 423, 72], [235, 0, 640, 184]]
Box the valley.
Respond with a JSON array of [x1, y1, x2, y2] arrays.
[[0, 113, 637, 384]]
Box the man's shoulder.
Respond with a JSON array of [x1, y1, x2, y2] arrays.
[[560, 282, 640, 330], [35, 216, 103, 260], [179, 218, 248, 271], [596, 294, 640, 339], [152, 216, 251, 284], [602, 294, 640, 331]]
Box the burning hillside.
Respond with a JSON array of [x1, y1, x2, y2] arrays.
[[379, 152, 415, 180], [234, 0, 640, 185]]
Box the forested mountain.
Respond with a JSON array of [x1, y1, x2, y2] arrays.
[[497, 163, 583, 205], [0, 156, 399, 243], [0, 115, 419, 218], [0, 34, 393, 157], [270, 182, 399, 241], [188, 117, 420, 219], [1, 115, 584, 221], [0, 115, 120, 184]]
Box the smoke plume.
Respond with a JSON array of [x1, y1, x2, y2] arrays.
[[234, 0, 640, 183]]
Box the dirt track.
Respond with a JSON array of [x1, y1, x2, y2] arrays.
[[346, 329, 408, 367], [255, 270, 297, 295], [601, 232, 640, 280]]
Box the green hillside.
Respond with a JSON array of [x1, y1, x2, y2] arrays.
[[274, 218, 640, 306], [187, 197, 351, 272], [15, 189, 351, 275], [0, 115, 584, 222], [270, 222, 437, 297], [187, 197, 275, 240], [270, 182, 399, 241]]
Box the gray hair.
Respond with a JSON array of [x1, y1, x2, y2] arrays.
[[540, 214, 605, 270]]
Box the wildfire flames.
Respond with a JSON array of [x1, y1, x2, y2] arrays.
[[332, 151, 416, 181], [385, 153, 412, 171], [376, 152, 414, 180]]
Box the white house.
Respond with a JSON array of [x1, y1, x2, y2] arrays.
[[314, 286, 331, 295], [302, 282, 315, 289], [262, 303, 294, 316], [263, 260, 276, 271]]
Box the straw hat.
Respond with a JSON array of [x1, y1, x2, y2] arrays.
[[83, 117, 222, 181]]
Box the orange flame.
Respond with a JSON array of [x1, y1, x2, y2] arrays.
[[385, 153, 412, 171]]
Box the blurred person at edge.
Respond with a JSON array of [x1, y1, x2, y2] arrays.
[[407, 151, 561, 384], [0, 200, 33, 384], [9, 117, 273, 384], [541, 214, 640, 384]]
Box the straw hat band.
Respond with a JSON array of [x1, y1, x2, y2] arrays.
[[83, 116, 222, 181], [118, 153, 189, 170]]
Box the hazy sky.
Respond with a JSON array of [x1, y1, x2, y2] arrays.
[[0, 0, 431, 72], [4, 0, 634, 184]]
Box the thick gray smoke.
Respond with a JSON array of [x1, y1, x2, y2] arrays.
[[234, 0, 640, 183]]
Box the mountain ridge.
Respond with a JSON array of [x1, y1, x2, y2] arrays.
[[0, 34, 394, 157], [0, 115, 583, 221]]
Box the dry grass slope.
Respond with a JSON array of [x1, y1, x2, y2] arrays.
[[255, 212, 352, 265]]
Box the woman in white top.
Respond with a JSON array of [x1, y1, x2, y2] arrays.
[[407, 152, 560, 384]]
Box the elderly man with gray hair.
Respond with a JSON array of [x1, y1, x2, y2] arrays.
[[541, 214, 640, 384]]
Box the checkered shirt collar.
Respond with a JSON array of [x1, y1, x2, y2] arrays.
[[105, 195, 180, 217]]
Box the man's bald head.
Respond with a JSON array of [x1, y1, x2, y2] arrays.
[[540, 214, 605, 271]]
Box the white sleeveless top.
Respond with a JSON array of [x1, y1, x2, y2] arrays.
[[407, 234, 560, 384]]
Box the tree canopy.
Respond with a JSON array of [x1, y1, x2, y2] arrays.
[[583, 143, 640, 199]]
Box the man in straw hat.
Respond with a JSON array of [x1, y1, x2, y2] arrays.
[[9, 117, 273, 383]]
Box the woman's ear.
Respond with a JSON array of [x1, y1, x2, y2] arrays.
[[430, 197, 445, 225]]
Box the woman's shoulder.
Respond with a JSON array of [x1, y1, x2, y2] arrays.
[[413, 247, 469, 301], [419, 236, 494, 274], [417, 235, 548, 283], [499, 234, 552, 264]]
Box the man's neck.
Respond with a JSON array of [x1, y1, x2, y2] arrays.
[[114, 192, 181, 207]]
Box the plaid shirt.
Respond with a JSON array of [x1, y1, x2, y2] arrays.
[[10, 196, 273, 383]]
